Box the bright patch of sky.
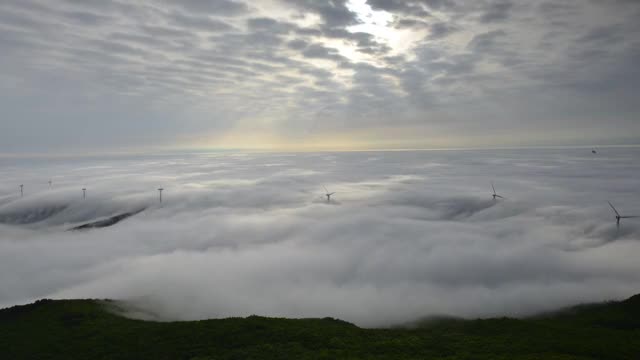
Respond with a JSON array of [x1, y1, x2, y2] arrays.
[[346, 0, 423, 56]]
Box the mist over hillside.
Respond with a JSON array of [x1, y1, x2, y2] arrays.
[[0, 148, 639, 327]]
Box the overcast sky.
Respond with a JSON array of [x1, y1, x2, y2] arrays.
[[1, 0, 639, 153]]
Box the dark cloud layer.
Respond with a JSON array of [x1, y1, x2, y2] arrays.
[[0, 0, 639, 152]]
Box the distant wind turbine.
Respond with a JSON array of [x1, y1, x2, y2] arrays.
[[20, 184, 23, 197], [158, 188, 164, 203], [48, 179, 52, 187], [491, 182, 504, 200], [323, 186, 335, 202], [608, 201, 638, 227], [82, 188, 86, 199]]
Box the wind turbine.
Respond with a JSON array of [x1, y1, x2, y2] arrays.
[[48, 179, 52, 188], [323, 186, 335, 202], [491, 182, 504, 200], [82, 188, 86, 199], [158, 188, 164, 204], [20, 184, 23, 197], [608, 201, 638, 227]]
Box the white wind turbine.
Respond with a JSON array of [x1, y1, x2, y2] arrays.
[[608, 201, 638, 227], [491, 182, 504, 200], [323, 186, 335, 203]]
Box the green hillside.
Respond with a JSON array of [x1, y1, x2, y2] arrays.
[[1, 294, 639, 360]]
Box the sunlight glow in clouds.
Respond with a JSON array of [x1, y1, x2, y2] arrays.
[[346, 0, 420, 55], [347, 0, 393, 33], [1, 0, 639, 153]]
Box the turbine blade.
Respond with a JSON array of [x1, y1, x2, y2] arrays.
[[608, 201, 620, 217], [621, 216, 639, 218], [491, 182, 496, 194], [496, 195, 504, 199], [323, 186, 328, 193]]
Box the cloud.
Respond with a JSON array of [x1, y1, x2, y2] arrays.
[[162, 0, 249, 17], [466, 30, 508, 53], [479, 1, 513, 23], [302, 43, 347, 61], [1, 149, 639, 327], [287, 38, 308, 50], [367, 0, 436, 16], [0, 0, 640, 152], [283, 0, 359, 28], [167, 12, 236, 32], [428, 21, 458, 39]]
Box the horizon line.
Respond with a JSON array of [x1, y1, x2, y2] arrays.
[[1, 144, 639, 159]]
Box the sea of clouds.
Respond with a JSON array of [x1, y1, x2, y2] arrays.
[[0, 148, 639, 327]]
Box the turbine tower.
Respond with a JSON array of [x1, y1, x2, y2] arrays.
[[48, 179, 52, 188], [20, 184, 23, 197], [82, 188, 86, 199], [608, 201, 638, 227], [158, 188, 164, 203]]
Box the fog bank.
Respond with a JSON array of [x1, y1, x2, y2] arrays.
[[0, 148, 639, 327]]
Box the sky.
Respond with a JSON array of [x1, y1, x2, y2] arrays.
[[1, 0, 639, 154], [1, 149, 639, 326]]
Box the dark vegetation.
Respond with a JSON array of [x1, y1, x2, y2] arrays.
[[0, 205, 67, 225], [69, 208, 146, 230], [1, 294, 639, 359]]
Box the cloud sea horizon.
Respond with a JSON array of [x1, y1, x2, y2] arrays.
[[0, 147, 639, 327]]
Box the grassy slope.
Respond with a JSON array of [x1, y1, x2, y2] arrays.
[[1, 295, 639, 360]]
